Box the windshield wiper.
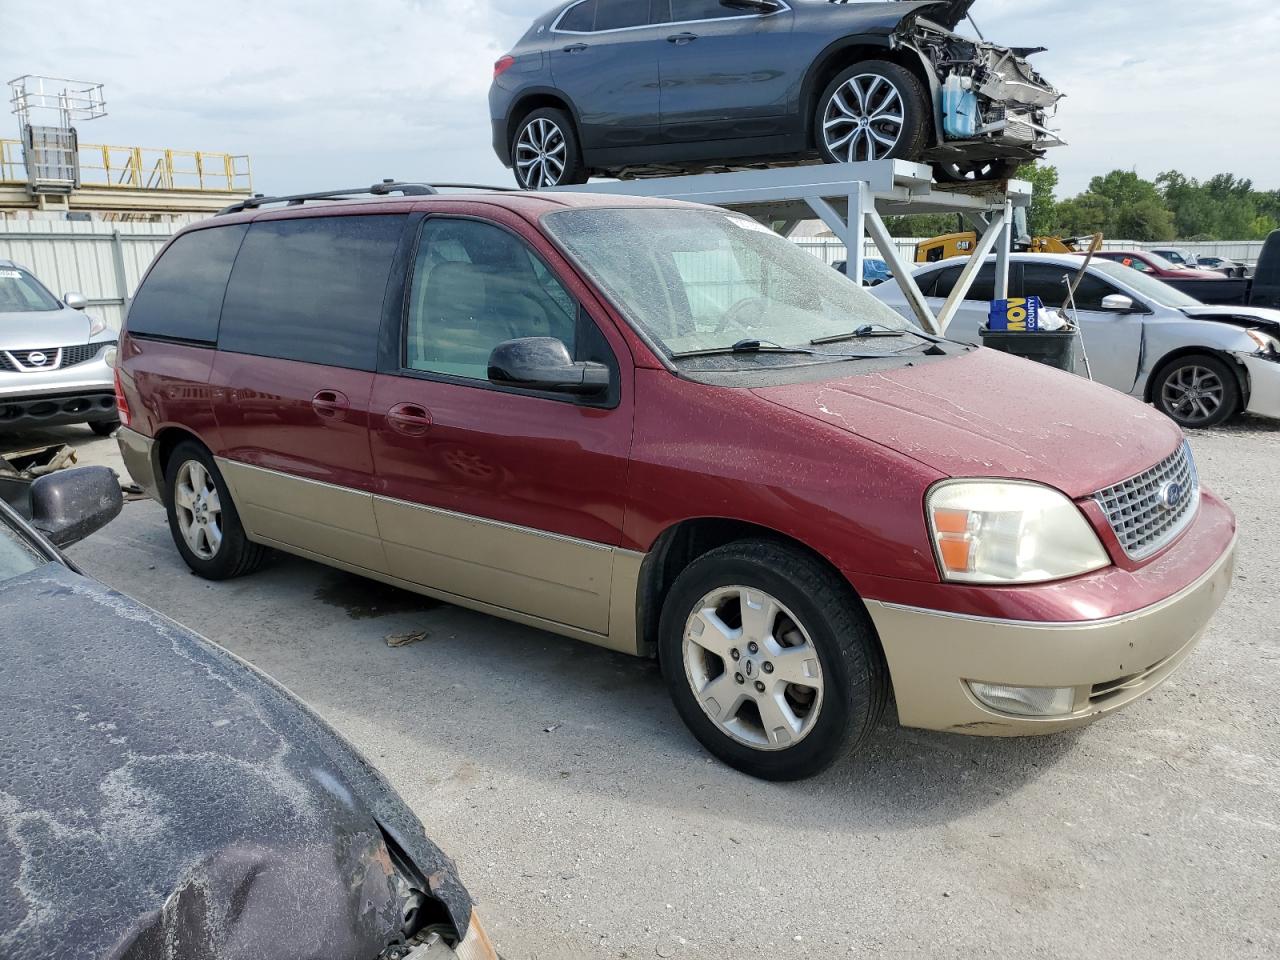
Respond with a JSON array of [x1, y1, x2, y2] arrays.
[[811, 324, 943, 346], [672, 339, 816, 360]]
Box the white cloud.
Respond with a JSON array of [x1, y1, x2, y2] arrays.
[[2, 0, 1277, 198]]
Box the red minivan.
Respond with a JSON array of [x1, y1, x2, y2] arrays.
[[115, 186, 1236, 781]]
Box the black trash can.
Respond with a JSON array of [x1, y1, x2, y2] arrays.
[[978, 327, 1077, 373]]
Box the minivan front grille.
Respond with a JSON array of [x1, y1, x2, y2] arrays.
[[1093, 442, 1199, 561]]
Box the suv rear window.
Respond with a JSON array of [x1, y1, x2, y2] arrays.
[[127, 225, 247, 343], [218, 214, 406, 371]]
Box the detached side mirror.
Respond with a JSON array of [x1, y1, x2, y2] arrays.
[[63, 292, 88, 311], [1101, 294, 1136, 312], [488, 337, 610, 396], [29, 466, 124, 548]]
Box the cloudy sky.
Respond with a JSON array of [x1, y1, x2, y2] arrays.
[[3, 0, 1276, 198]]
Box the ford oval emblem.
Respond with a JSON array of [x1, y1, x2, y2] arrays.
[[27, 351, 47, 366], [1158, 481, 1185, 512]]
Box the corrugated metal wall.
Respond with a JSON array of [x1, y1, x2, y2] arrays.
[[0, 220, 188, 330]]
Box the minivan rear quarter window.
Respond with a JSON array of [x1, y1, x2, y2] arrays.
[[218, 214, 406, 371], [127, 225, 248, 343]]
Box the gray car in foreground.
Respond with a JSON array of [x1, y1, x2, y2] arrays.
[[490, 0, 1061, 188], [0, 260, 118, 433], [871, 253, 1280, 428]]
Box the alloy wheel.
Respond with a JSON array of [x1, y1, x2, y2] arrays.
[[515, 118, 568, 189], [822, 74, 905, 163], [1162, 365, 1225, 425], [681, 585, 825, 751], [174, 460, 223, 560]]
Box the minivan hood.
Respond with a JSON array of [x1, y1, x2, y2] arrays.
[[752, 349, 1182, 500], [0, 306, 90, 350]]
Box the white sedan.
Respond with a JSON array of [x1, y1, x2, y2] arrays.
[[871, 253, 1280, 429]]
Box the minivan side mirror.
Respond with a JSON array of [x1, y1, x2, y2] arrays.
[[63, 292, 88, 311], [489, 337, 610, 396], [28, 466, 124, 548], [1101, 294, 1136, 312]]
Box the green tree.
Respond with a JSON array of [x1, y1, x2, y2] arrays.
[[1055, 193, 1114, 237]]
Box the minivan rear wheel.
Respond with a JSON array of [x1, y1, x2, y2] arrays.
[[512, 107, 587, 190], [816, 61, 929, 166], [164, 441, 266, 579], [658, 540, 888, 781]]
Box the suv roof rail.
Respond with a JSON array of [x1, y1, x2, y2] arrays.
[[216, 180, 514, 216]]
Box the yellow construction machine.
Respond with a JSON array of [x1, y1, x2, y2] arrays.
[[915, 233, 1100, 263]]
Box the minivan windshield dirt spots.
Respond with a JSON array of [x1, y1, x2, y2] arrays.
[[542, 208, 915, 360], [0, 268, 61, 313]]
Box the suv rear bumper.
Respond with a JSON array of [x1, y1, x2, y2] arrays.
[[864, 535, 1236, 736]]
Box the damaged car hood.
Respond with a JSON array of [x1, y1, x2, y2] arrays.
[[899, 0, 975, 31], [1179, 304, 1280, 338], [0, 565, 473, 960], [753, 348, 1183, 500]]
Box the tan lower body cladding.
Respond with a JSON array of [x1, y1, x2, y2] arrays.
[[214, 458, 644, 655]]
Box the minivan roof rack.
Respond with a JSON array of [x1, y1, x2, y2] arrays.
[[216, 180, 515, 216]]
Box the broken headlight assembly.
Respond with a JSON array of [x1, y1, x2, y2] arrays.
[[927, 480, 1110, 585], [1246, 329, 1280, 359]]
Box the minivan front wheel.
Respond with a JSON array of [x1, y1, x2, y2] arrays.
[[164, 441, 266, 579], [659, 540, 888, 781], [512, 108, 587, 190], [816, 62, 928, 166]]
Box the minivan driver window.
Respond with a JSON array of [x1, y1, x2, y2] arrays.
[[406, 220, 578, 380], [0, 267, 61, 312]]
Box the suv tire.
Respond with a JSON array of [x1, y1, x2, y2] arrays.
[[932, 158, 1022, 183], [1153, 354, 1241, 428], [815, 61, 929, 166], [164, 441, 266, 579], [512, 107, 588, 190], [658, 540, 888, 781]]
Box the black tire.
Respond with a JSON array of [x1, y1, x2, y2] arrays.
[[931, 158, 1022, 183], [511, 107, 588, 190], [164, 441, 266, 580], [815, 61, 929, 166], [89, 419, 120, 437], [658, 540, 888, 781], [1152, 353, 1241, 429]]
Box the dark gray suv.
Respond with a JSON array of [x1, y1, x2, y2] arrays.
[[489, 0, 1062, 189]]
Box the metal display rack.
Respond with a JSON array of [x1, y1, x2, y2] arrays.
[[549, 159, 1031, 336]]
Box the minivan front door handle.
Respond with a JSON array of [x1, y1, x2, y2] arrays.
[[562, 43, 588, 53], [667, 32, 698, 44], [311, 389, 350, 422], [386, 402, 434, 438]]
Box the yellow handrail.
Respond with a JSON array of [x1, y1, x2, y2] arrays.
[[0, 138, 251, 192]]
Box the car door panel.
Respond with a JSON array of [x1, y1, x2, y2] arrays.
[[657, 2, 798, 141], [368, 211, 635, 636], [550, 1, 664, 151]]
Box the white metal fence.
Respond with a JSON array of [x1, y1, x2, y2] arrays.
[[0, 220, 188, 330]]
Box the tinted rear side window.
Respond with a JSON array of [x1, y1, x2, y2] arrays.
[[126, 225, 247, 343], [595, 0, 648, 29], [218, 215, 406, 371], [558, 0, 596, 30], [929, 263, 996, 301]]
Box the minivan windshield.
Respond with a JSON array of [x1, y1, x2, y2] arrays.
[[542, 207, 915, 358], [1090, 258, 1202, 309], [0, 267, 61, 313]]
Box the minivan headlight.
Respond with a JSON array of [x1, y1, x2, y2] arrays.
[[927, 480, 1109, 584]]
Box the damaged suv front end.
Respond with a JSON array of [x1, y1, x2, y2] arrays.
[[894, 0, 1064, 176]]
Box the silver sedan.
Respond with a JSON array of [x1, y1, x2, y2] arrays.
[[871, 253, 1280, 428]]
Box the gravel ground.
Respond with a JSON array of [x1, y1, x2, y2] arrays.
[[29, 418, 1277, 960]]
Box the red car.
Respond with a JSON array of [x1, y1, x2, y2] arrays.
[[1094, 249, 1227, 281], [115, 185, 1236, 781]]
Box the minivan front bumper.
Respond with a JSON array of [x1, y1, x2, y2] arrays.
[[864, 534, 1236, 736]]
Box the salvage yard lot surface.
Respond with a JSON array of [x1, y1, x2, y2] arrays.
[[39, 421, 1277, 959]]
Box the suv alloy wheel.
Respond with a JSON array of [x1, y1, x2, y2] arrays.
[[513, 107, 588, 190]]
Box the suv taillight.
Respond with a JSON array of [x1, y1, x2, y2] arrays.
[[113, 365, 131, 427], [494, 55, 515, 79]]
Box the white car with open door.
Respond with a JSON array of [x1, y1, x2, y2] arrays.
[[871, 253, 1280, 429]]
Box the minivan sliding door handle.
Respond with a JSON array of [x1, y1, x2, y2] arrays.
[[311, 389, 350, 422]]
